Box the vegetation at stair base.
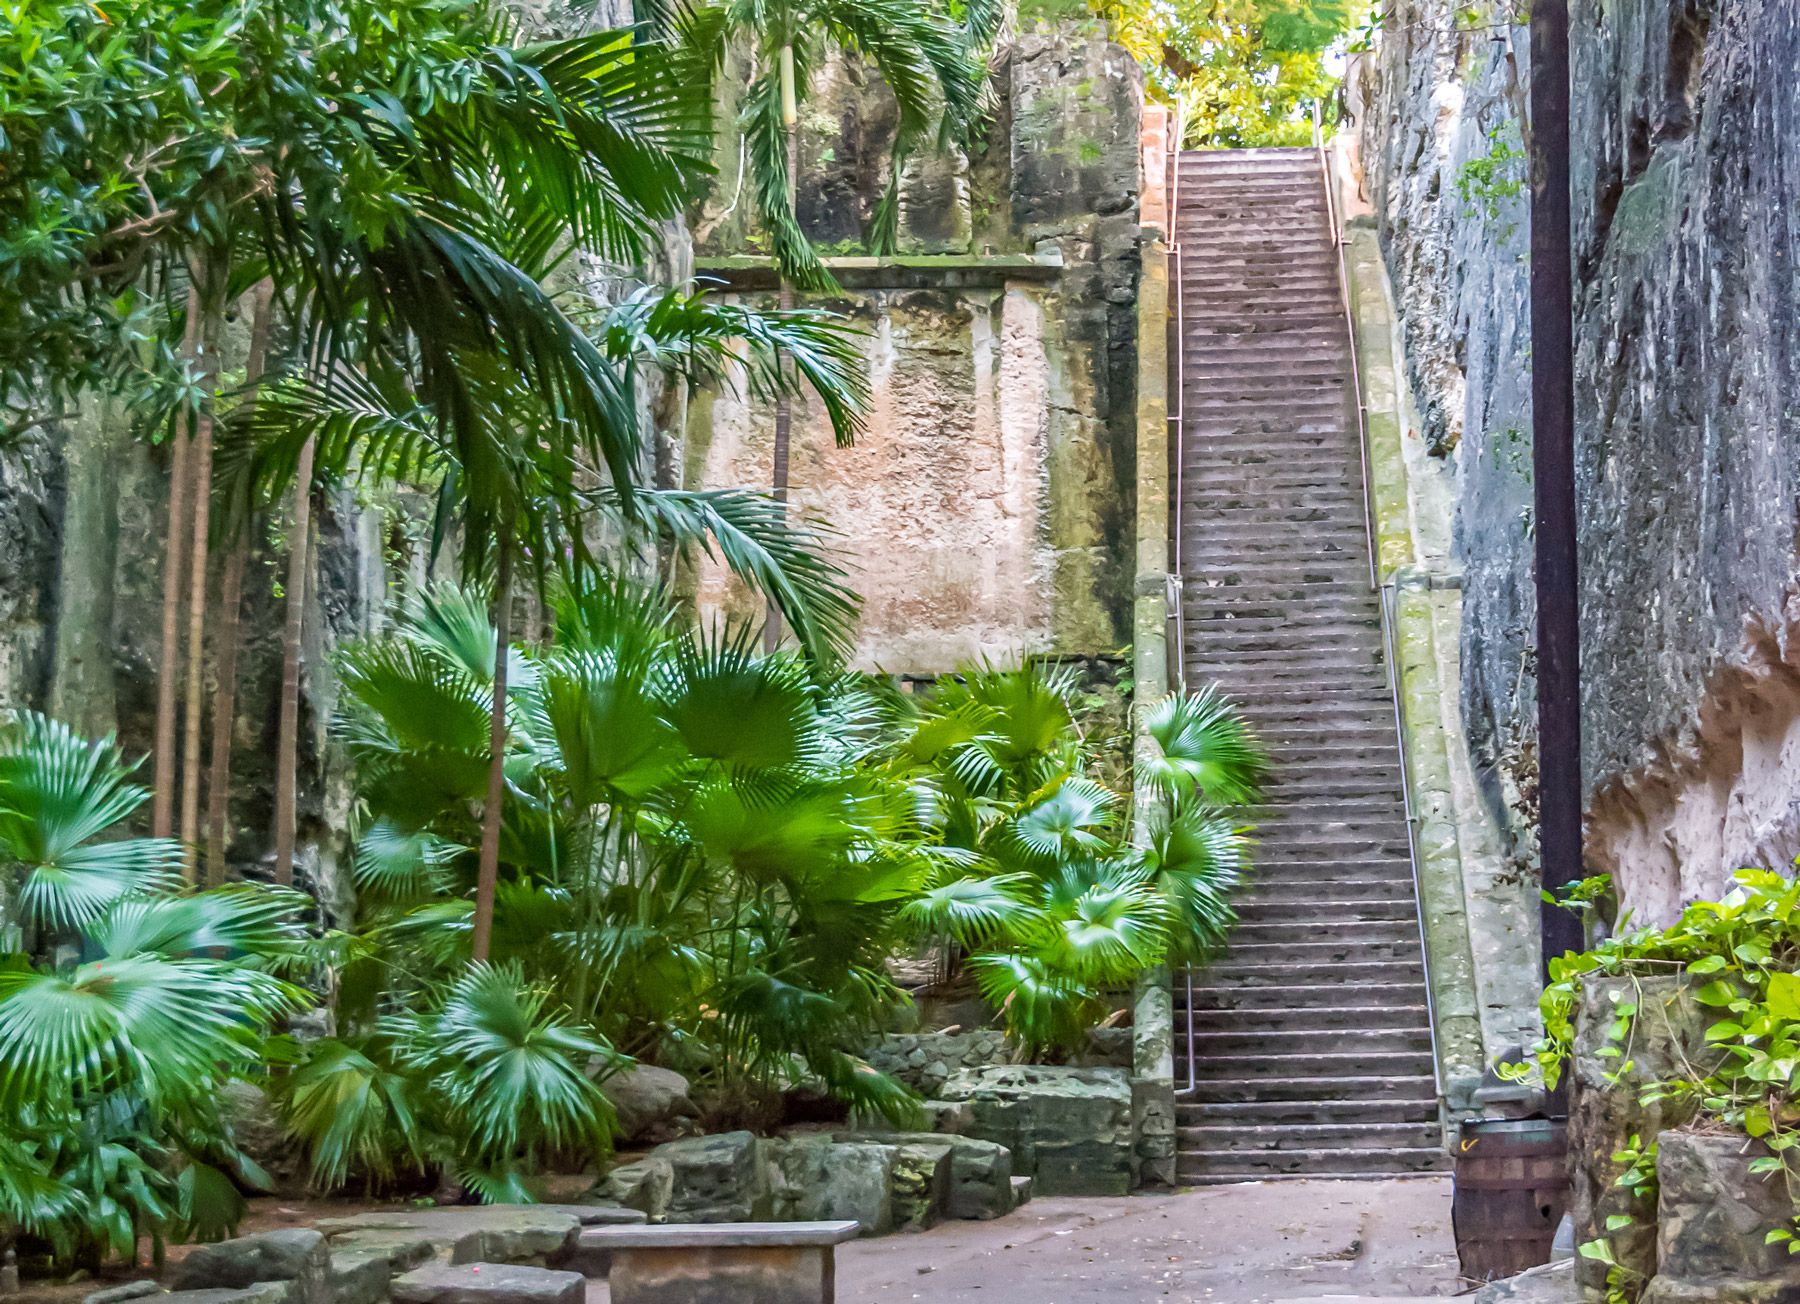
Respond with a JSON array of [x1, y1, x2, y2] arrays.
[[1343, 216, 1489, 1117], [0, 618, 1262, 1267]]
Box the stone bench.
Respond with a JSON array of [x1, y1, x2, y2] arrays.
[[577, 1221, 860, 1304]]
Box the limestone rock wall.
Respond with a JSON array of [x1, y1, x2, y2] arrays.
[[1356, 0, 1800, 922], [0, 380, 408, 922], [685, 9, 1147, 672]]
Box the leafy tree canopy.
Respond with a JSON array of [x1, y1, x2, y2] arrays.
[[1105, 0, 1360, 147]]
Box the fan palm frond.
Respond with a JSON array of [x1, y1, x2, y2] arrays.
[[1143, 685, 1268, 805], [897, 872, 1037, 945], [0, 712, 183, 934]]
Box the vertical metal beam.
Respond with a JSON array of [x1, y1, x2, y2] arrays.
[[1529, 0, 1585, 978]]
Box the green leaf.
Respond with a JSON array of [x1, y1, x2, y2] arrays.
[[1767, 971, 1800, 1021]]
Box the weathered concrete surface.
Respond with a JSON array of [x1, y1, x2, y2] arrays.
[[684, 15, 1144, 673], [1356, 0, 1800, 922], [581, 1178, 1461, 1302], [1342, 213, 1543, 1088]]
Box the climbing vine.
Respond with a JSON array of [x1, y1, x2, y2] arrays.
[[1507, 870, 1800, 1302]]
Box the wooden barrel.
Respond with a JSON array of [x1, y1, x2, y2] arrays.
[[1451, 1118, 1571, 1282]]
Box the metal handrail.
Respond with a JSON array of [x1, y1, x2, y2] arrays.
[[1313, 101, 1445, 1103], [1164, 106, 1200, 1097], [1167, 103, 1187, 693]]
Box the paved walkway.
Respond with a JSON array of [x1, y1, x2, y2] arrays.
[[586, 1177, 1461, 1303]]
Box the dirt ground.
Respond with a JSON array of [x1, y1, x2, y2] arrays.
[[587, 1176, 1464, 1304], [18, 1177, 1462, 1304]]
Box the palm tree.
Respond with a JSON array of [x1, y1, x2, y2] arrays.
[[0, 712, 308, 1261], [683, 0, 996, 646], [235, 281, 871, 959]]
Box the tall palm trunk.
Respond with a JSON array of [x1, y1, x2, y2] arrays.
[[204, 280, 275, 887], [178, 300, 221, 878], [272, 435, 317, 887], [764, 43, 800, 654], [151, 286, 203, 837], [470, 539, 513, 963]]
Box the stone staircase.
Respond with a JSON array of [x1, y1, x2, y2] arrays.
[[1169, 148, 1446, 1184]]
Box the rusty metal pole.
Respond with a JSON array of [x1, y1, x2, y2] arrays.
[[1529, 0, 1585, 979]]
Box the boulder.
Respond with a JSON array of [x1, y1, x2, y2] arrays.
[[83, 1284, 160, 1304], [391, 1264, 582, 1304], [656, 1131, 769, 1223], [938, 1065, 1133, 1196], [889, 1143, 952, 1232], [1640, 1131, 1800, 1304], [838, 1131, 1014, 1220], [157, 1289, 293, 1304], [598, 1065, 699, 1146], [219, 1081, 306, 1194], [314, 1207, 584, 1270], [766, 1137, 893, 1235], [597, 1158, 674, 1222], [171, 1229, 330, 1304]]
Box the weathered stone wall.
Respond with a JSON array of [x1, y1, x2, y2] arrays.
[[684, 8, 1146, 672], [1355, 0, 1800, 923], [0, 320, 409, 921]]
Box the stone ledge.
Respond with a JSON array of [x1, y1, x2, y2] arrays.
[[693, 252, 1065, 291], [579, 1222, 860, 1249]]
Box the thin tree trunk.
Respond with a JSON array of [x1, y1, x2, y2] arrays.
[[765, 44, 801, 654], [272, 435, 316, 887], [470, 540, 513, 964], [178, 297, 221, 877], [152, 286, 203, 837], [204, 280, 275, 887]]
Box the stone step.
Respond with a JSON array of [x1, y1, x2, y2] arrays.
[[1179, 1002, 1431, 1033], [1177, 1120, 1443, 1151], [1176, 1097, 1439, 1126], [1183, 1073, 1439, 1104], [1179, 1026, 1431, 1056], [1179, 979, 1429, 1012], [1242, 860, 1415, 883], [1236, 898, 1417, 924], [1194, 958, 1425, 988], [1177, 1146, 1449, 1181], [1217, 939, 1425, 969], [1229, 916, 1418, 943]]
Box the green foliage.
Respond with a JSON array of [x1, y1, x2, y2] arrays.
[[0, 713, 184, 940], [0, 712, 308, 1265], [687, 0, 996, 283], [1105, 0, 1360, 147], [1509, 870, 1800, 1298], [1455, 121, 1527, 231], [883, 666, 1263, 1056]]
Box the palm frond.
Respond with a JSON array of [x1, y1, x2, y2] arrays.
[[1143, 686, 1268, 805], [897, 872, 1037, 945], [0, 712, 183, 933]]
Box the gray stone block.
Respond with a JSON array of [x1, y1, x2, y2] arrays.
[[889, 1144, 952, 1232], [83, 1283, 161, 1304], [171, 1229, 329, 1304], [1640, 1132, 1800, 1304], [391, 1265, 582, 1304], [939, 1065, 1132, 1196], [656, 1131, 769, 1224], [765, 1137, 893, 1234], [314, 1208, 582, 1270]]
